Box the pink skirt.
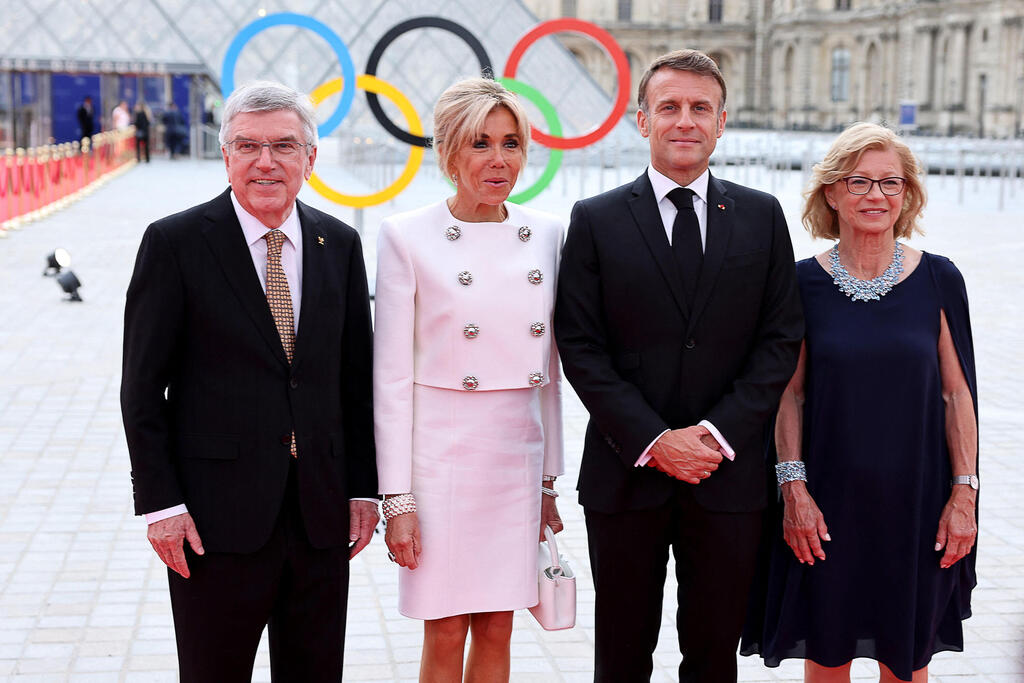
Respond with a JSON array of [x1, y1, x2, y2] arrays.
[[399, 383, 544, 619]]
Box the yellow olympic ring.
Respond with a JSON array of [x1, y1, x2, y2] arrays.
[[307, 74, 424, 208]]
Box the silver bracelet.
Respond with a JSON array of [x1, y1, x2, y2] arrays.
[[775, 461, 807, 486], [542, 475, 556, 483], [541, 486, 559, 498], [381, 493, 417, 521]]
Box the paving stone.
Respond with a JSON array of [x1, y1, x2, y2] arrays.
[[1, 155, 1021, 681]]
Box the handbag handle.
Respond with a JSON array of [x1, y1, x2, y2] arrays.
[[542, 525, 562, 575]]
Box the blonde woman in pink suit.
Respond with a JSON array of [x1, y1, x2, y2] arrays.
[[373, 77, 565, 682]]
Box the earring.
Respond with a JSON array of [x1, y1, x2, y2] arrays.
[[452, 173, 458, 186]]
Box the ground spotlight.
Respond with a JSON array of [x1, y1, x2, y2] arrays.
[[43, 248, 71, 276], [56, 270, 83, 302]]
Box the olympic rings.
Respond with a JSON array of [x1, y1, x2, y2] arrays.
[[364, 17, 492, 148], [496, 78, 563, 204], [306, 75, 425, 208], [503, 18, 630, 150], [221, 13, 633, 208], [221, 13, 357, 139]]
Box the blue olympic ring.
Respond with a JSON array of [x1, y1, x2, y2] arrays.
[[220, 13, 356, 139]]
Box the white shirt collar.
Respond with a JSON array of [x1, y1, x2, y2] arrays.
[[230, 191, 301, 248], [647, 165, 710, 205]]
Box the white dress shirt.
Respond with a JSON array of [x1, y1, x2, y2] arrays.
[[634, 166, 735, 467], [648, 164, 711, 250], [232, 191, 302, 333]]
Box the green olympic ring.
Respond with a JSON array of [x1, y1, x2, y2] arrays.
[[498, 78, 564, 204], [441, 77, 564, 203]]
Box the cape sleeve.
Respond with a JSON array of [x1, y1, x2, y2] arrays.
[[926, 252, 979, 615]]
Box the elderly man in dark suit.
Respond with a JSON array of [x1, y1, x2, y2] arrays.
[[121, 80, 377, 682], [555, 50, 804, 682]]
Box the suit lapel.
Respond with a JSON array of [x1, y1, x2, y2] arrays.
[[201, 188, 290, 367], [688, 174, 734, 330], [291, 201, 323, 374], [627, 173, 689, 318]]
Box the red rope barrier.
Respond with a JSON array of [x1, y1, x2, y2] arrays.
[[0, 129, 137, 232]]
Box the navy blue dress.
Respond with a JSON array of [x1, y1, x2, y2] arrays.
[[742, 252, 978, 680]]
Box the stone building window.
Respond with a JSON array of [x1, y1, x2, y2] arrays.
[[835, 0, 851, 9], [617, 0, 632, 22], [561, 0, 577, 17], [710, 0, 723, 23], [831, 48, 851, 102]]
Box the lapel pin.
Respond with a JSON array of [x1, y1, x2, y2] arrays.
[[717, 204, 726, 211], [317, 236, 325, 246]]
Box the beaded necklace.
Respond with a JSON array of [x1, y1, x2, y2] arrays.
[[828, 241, 904, 302]]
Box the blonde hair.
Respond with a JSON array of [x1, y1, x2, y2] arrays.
[[803, 122, 926, 240], [432, 77, 530, 180]]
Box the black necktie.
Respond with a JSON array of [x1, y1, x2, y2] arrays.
[[667, 187, 703, 306]]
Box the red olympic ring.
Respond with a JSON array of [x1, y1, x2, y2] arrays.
[[503, 18, 630, 150]]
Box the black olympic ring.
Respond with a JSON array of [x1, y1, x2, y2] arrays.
[[364, 16, 493, 148]]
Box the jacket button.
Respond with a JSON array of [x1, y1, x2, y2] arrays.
[[289, 378, 299, 389], [684, 339, 696, 350], [280, 435, 291, 445]]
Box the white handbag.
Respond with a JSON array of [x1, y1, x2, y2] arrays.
[[528, 525, 576, 630]]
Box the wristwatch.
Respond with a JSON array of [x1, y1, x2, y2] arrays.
[[952, 475, 979, 490]]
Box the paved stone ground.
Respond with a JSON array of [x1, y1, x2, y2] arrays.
[[0, 154, 1021, 681]]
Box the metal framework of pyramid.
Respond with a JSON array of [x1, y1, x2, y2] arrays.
[[0, 0, 635, 150]]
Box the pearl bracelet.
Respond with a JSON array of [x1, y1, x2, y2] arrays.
[[775, 461, 807, 486], [382, 493, 417, 521]]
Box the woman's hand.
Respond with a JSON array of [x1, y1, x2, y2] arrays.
[[935, 489, 977, 569], [781, 481, 830, 565], [540, 492, 564, 541], [385, 511, 421, 570]]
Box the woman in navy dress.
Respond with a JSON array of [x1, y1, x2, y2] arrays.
[[742, 123, 978, 682]]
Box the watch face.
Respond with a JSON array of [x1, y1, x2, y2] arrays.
[[956, 475, 979, 490]]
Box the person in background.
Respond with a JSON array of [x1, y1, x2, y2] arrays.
[[133, 101, 150, 163], [76, 95, 95, 140], [741, 122, 978, 682], [374, 77, 565, 683], [162, 101, 186, 159], [112, 100, 131, 129]]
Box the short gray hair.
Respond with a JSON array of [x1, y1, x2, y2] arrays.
[[219, 81, 318, 147]]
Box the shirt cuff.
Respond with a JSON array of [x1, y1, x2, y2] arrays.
[[145, 504, 188, 524], [634, 421, 736, 467], [635, 429, 670, 467], [699, 419, 735, 461]]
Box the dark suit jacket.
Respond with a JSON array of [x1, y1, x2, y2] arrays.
[[77, 104, 94, 138], [555, 171, 803, 514], [121, 188, 376, 553]]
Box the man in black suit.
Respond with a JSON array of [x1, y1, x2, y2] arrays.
[[121, 81, 377, 681], [555, 50, 803, 682], [77, 95, 95, 139]]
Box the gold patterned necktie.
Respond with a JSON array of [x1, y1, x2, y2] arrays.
[[264, 228, 297, 457]]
